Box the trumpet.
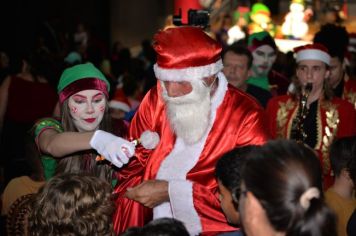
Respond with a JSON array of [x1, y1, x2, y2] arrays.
[[291, 83, 312, 143]]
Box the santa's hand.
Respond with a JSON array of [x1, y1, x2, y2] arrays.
[[90, 130, 135, 168], [125, 180, 169, 208]]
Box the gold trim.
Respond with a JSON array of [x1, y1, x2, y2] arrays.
[[286, 103, 298, 139], [320, 101, 340, 175], [276, 99, 295, 138], [315, 101, 322, 149]]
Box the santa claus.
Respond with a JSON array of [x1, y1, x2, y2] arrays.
[[111, 26, 269, 235]]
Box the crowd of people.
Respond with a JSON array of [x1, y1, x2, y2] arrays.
[[0, 9, 356, 236]]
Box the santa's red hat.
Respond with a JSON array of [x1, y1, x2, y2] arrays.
[[153, 26, 223, 81], [294, 43, 331, 65], [109, 89, 131, 112]]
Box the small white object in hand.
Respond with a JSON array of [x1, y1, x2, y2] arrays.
[[140, 130, 160, 149]]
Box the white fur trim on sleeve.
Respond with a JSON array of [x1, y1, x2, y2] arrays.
[[169, 180, 202, 235], [153, 59, 223, 82]]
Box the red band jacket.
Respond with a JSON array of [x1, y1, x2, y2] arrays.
[[266, 95, 356, 189]]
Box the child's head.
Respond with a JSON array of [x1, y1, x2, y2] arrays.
[[121, 217, 189, 236], [215, 145, 257, 225], [28, 173, 114, 236], [239, 140, 336, 236], [330, 136, 356, 185]]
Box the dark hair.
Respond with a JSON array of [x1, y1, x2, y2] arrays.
[[28, 173, 114, 236], [121, 218, 189, 236], [216, 145, 257, 191], [141, 39, 156, 64], [122, 73, 140, 97], [57, 99, 114, 183], [329, 136, 356, 180], [314, 24, 349, 62], [241, 140, 337, 236], [24, 133, 45, 181], [222, 44, 253, 69], [11, 51, 59, 87]]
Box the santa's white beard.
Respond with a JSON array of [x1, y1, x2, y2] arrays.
[[161, 80, 211, 145]]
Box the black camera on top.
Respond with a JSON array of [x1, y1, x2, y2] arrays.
[[173, 9, 210, 29]]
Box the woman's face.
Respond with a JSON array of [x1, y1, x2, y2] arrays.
[[68, 89, 106, 132]]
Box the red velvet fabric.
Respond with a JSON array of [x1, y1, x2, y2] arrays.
[[153, 27, 222, 69], [293, 43, 329, 53], [58, 78, 108, 103]]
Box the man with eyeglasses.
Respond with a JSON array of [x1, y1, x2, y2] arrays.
[[265, 43, 356, 190]]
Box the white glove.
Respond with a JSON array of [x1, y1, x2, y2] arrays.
[[90, 130, 135, 168]]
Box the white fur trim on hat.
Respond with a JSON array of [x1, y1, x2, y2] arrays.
[[109, 100, 130, 112], [153, 59, 223, 81], [296, 49, 330, 65]]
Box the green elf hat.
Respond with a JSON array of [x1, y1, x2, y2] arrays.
[[57, 62, 110, 103], [247, 31, 276, 52], [292, 0, 304, 5], [251, 3, 270, 17]]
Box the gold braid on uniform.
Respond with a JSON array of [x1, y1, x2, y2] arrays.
[[321, 101, 340, 175]]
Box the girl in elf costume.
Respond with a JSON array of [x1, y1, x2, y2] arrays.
[[31, 62, 135, 183]]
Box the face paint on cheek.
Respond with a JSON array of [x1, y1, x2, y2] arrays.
[[70, 106, 78, 114], [99, 105, 105, 113]]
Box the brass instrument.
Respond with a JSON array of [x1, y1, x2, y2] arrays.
[[291, 83, 312, 143]]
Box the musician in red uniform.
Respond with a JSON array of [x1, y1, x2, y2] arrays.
[[266, 44, 356, 189]]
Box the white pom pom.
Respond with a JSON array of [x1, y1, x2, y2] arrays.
[[140, 130, 160, 149]]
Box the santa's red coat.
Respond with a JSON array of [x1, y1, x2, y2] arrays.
[[113, 74, 269, 235]]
